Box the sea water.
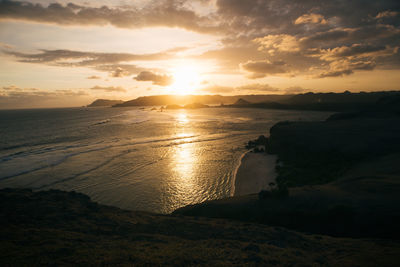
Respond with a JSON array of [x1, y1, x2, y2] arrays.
[[0, 107, 330, 213]]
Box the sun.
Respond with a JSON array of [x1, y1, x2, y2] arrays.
[[169, 66, 201, 95]]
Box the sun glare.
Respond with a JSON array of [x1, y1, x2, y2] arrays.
[[169, 66, 201, 95]]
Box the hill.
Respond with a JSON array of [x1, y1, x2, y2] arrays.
[[87, 99, 123, 107], [225, 91, 400, 111], [1, 188, 399, 266], [233, 98, 251, 106]]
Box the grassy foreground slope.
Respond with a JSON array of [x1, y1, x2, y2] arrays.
[[1, 188, 400, 266]]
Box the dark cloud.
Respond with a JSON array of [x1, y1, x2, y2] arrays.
[[1, 0, 400, 80], [4, 48, 176, 76], [3, 0, 397, 38], [294, 13, 327, 25], [90, 85, 126, 92], [317, 60, 376, 78], [318, 69, 354, 78], [214, 0, 400, 78], [247, 28, 398, 78], [319, 44, 388, 60], [240, 60, 288, 79], [216, 0, 400, 34], [5, 48, 179, 65], [134, 71, 173, 86], [0, 0, 221, 33], [376, 10, 399, 19]]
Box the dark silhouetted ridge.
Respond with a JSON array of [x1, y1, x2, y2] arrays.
[[88, 99, 123, 107]]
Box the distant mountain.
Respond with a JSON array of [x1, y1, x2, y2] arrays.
[[113, 94, 292, 107], [236, 91, 400, 112], [88, 99, 123, 107], [282, 91, 398, 106], [95, 91, 400, 112], [232, 98, 251, 106]]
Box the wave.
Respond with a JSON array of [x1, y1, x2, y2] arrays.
[[92, 119, 111, 126], [0, 132, 223, 181]]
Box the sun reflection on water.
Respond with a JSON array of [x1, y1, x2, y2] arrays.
[[175, 142, 195, 179], [177, 112, 189, 124], [169, 110, 201, 205]]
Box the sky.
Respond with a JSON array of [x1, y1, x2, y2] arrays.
[[0, 0, 399, 108]]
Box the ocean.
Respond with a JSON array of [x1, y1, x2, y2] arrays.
[[0, 107, 330, 213]]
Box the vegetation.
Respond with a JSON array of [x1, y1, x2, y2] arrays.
[[274, 150, 358, 187], [3, 189, 400, 266], [258, 182, 289, 199]]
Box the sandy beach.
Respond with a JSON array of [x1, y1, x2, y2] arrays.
[[234, 151, 277, 196]]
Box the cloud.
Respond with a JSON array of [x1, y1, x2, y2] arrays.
[[6, 48, 178, 65], [2, 0, 400, 81], [87, 75, 101, 79], [110, 67, 127, 78], [375, 10, 399, 19], [318, 69, 354, 78], [201, 82, 308, 94], [134, 71, 173, 86], [284, 86, 308, 94], [311, 43, 395, 78], [328, 44, 386, 58], [317, 60, 376, 78], [236, 83, 281, 92], [249, 26, 399, 79], [95, 64, 145, 77], [195, 46, 266, 73], [295, 13, 327, 25], [0, 85, 89, 109], [240, 60, 287, 79], [0, 42, 13, 49], [1, 85, 87, 97], [254, 35, 300, 55], [214, 0, 400, 78], [319, 44, 388, 61], [4, 48, 178, 76], [90, 85, 126, 92], [1, 85, 19, 90], [0, 0, 221, 33]]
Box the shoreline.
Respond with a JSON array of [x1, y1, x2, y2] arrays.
[[233, 151, 277, 196]]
